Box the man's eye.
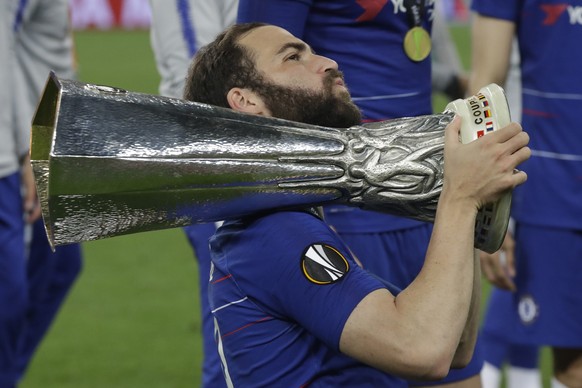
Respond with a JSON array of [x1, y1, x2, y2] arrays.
[[286, 53, 300, 61]]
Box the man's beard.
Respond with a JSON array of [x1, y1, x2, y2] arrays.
[[252, 70, 362, 128]]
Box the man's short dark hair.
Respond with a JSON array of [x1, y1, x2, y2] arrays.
[[183, 22, 268, 107]]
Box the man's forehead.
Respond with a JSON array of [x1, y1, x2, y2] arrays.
[[239, 25, 307, 58]]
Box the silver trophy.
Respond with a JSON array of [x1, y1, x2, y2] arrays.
[[31, 72, 511, 253]]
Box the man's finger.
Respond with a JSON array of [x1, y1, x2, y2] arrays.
[[487, 122, 523, 143], [444, 115, 462, 146]]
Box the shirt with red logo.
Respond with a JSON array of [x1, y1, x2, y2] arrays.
[[473, 0, 582, 228]]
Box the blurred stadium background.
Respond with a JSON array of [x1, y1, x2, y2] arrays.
[[20, 1, 552, 387]]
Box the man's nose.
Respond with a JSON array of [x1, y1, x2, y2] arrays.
[[314, 54, 338, 73]]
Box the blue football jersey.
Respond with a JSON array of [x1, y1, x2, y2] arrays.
[[209, 210, 406, 386], [472, 0, 582, 229]]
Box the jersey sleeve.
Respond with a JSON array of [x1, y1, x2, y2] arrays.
[[237, 0, 312, 38], [229, 211, 388, 351]]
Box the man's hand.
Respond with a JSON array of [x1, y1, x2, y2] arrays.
[[443, 117, 530, 212], [480, 232, 516, 290], [20, 155, 42, 223]]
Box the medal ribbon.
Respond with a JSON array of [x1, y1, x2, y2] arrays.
[[404, 0, 425, 29]]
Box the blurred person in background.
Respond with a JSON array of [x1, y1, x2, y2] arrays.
[[479, 41, 542, 388], [237, 1, 483, 386], [431, 3, 468, 102], [1, 0, 83, 386], [470, 1, 582, 387], [148, 1, 238, 386]]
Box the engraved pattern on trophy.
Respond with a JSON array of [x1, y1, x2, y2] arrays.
[[281, 113, 454, 222]]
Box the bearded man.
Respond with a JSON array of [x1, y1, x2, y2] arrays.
[[183, 22, 530, 387]]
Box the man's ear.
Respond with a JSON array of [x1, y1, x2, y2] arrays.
[[226, 87, 269, 115]]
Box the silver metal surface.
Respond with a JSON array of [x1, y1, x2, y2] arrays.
[[31, 73, 506, 253], [285, 114, 448, 218]]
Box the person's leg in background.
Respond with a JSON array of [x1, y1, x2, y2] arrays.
[[16, 218, 82, 379], [514, 225, 582, 388], [480, 287, 542, 388], [0, 173, 29, 387]]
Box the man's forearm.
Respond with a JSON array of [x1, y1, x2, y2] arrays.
[[468, 14, 515, 94], [394, 192, 478, 370], [451, 249, 481, 368]]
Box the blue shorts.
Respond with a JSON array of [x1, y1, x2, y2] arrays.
[[16, 219, 83, 378], [482, 288, 515, 343], [0, 172, 28, 385], [336, 223, 484, 383], [511, 223, 582, 347], [480, 288, 540, 368], [337, 224, 431, 289]]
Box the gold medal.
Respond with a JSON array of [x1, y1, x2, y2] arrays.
[[403, 26, 431, 62]]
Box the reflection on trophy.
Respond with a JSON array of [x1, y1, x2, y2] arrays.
[[30, 72, 512, 253]]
